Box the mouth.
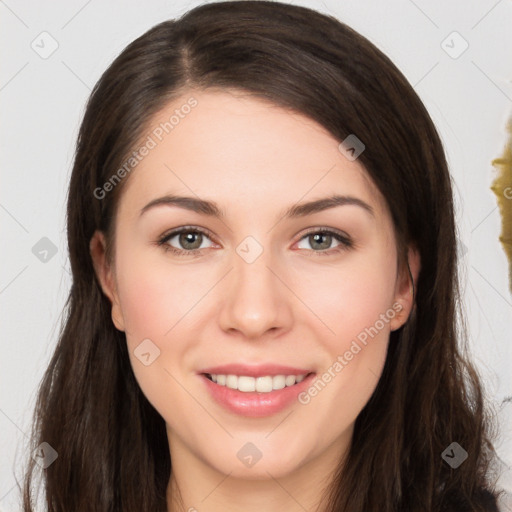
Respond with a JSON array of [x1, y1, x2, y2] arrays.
[[198, 368, 316, 418]]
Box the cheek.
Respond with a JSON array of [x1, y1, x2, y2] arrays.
[[299, 279, 393, 446], [114, 245, 214, 343], [300, 249, 397, 344], [113, 248, 212, 414], [297, 246, 396, 416]]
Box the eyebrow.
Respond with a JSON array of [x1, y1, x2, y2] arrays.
[[139, 193, 375, 220]]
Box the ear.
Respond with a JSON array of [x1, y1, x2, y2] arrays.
[[89, 230, 125, 332], [389, 245, 421, 331]]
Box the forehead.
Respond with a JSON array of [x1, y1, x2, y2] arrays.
[[117, 88, 388, 224]]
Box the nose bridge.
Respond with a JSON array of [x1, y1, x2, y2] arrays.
[[217, 234, 291, 338]]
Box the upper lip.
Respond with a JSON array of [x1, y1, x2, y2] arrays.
[[199, 363, 315, 378]]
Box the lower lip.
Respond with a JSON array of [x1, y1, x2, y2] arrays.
[[199, 373, 316, 417]]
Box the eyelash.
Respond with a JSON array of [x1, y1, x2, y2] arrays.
[[156, 225, 354, 258]]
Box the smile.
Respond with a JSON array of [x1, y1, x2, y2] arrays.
[[199, 371, 316, 417]]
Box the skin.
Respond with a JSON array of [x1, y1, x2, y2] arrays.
[[90, 89, 420, 512]]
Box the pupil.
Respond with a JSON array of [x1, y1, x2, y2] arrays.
[[181, 232, 201, 249], [312, 233, 330, 250]]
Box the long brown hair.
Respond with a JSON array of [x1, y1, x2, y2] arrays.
[[21, 1, 502, 510]]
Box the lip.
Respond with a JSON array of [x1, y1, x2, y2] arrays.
[[198, 363, 313, 378], [198, 367, 316, 418]]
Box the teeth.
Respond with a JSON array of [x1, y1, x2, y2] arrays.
[[207, 373, 309, 393]]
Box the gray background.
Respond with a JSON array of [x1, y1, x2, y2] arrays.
[[1, 0, 511, 509]]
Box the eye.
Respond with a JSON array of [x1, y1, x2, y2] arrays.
[[156, 226, 353, 257], [295, 228, 353, 256], [157, 226, 215, 256]]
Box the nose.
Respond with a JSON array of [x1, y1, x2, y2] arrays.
[[217, 243, 293, 340]]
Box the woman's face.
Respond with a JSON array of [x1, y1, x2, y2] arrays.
[[91, 89, 417, 481]]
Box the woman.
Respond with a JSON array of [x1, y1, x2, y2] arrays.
[[22, 1, 505, 510]]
